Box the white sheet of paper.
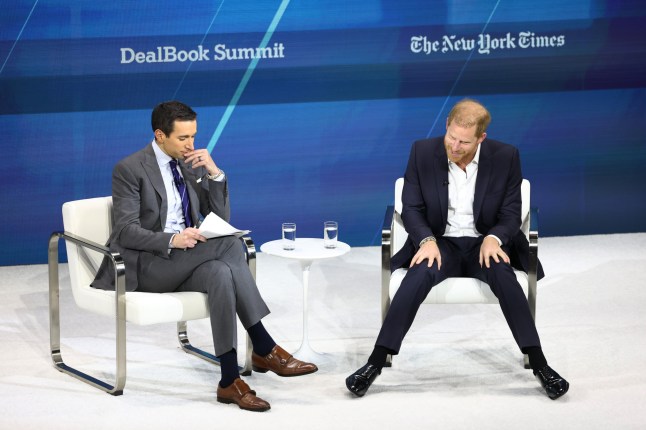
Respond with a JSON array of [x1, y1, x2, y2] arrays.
[[198, 212, 250, 239]]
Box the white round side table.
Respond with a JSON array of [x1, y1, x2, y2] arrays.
[[260, 238, 351, 362]]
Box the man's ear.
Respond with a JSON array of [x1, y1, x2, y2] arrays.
[[154, 129, 165, 142]]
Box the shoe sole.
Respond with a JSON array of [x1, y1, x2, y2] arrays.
[[345, 377, 367, 397], [252, 365, 319, 377], [534, 373, 570, 400], [548, 382, 570, 400], [217, 397, 270, 412]]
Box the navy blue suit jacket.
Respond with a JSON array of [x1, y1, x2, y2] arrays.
[[391, 136, 544, 280]]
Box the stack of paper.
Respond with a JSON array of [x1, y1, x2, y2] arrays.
[[198, 212, 250, 239]]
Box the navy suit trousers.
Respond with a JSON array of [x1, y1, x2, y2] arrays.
[[376, 236, 541, 354]]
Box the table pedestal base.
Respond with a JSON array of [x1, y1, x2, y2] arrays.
[[291, 260, 330, 364], [259, 239, 351, 366], [292, 343, 329, 364]]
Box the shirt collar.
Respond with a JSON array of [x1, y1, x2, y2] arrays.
[[152, 139, 173, 165], [448, 143, 482, 167]]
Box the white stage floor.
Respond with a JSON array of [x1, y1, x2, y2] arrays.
[[1, 233, 645, 429]]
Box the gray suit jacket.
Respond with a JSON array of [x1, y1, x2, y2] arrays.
[[92, 143, 230, 291]]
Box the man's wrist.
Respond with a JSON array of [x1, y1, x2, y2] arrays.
[[486, 234, 502, 246], [206, 169, 224, 181], [419, 236, 436, 248]]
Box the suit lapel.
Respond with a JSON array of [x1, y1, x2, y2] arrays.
[[178, 161, 202, 227], [473, 141, 491, 223], [433, 141, 449, 230], [141, 144, 169, 228]]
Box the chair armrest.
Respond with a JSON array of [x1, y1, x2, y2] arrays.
[[240, 235, 257, 282], [51, 230, 126, 295], [381, 206, 394, 322], [48, 231, 126, 395], [57, 230, 110, 255]]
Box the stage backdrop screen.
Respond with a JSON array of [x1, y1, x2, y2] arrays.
[[1, 0, 645, 265]]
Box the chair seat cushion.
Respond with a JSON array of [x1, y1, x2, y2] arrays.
[[73, 284, 210, 325], [389, 269, 529, 304]]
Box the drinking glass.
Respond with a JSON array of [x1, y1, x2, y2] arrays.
[[324, 221, 338, 248], [282, 223, 296, 250]]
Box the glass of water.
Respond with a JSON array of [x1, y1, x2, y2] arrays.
[[324, 221, 338, 248], [282, 223, 296, 250]]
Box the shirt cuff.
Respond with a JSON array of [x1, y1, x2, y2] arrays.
[[486, 234, 502, 246]]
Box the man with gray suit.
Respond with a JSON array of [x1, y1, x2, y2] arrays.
[[92, 100, 317, 412]]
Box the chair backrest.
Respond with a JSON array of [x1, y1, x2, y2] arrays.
[[392, 178, 530, 255], [62, 197, 113, 298]]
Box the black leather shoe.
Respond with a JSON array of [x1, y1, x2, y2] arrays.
[[345, 363, 381, 397], [534, 365, 569, 399]]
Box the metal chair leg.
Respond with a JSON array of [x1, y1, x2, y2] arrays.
[[49, 232, 127, 396], [382, 207, 394, 367], [177, 321, 220, 365], [525, 207, 540, 370], [241, 235, 256, 376], [177, 322, 254, 375], [241, 336, 253, 376]]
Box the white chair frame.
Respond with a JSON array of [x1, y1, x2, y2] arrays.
[[48, 196, 253, 396], [381, 178, 539, 368]]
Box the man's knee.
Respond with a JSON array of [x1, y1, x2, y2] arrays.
[[482, 260, 514, 278], [482, 261, 523, 292], [217, 236, 246, 259], [196, 261, 235, 293], [397, 263, 441, 298], [407, 262, 442, 284], [218, 235, 240, 248]]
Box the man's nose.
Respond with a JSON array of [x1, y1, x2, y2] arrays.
[[451, 141, 461, 151]]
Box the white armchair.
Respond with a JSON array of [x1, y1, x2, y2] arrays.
[[48, 196, 253, 395], [381, 178, 539, 368]]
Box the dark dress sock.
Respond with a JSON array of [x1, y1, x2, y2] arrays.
[[247, 321, 276, 357], [525, 346, 548, 370], [217, 349, 240, 388], [368, 346, 392, 370]]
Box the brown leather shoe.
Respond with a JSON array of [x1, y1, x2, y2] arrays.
[[252, 345, 318, 377], [216, 378, 270, 412]]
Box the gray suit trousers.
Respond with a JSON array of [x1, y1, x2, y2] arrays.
[[137, 235, 270, 356]]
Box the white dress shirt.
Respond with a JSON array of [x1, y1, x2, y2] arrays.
[[152, 141, 186, 234], [151, 140, 226, 247], [443, 145, 501, 245], [444, 144, 481, 238]]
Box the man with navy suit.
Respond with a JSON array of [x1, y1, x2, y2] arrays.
[[92, 101, 317, 411], [346, 99, 569, 399]]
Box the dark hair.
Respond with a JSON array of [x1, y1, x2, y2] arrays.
[[151, 101, 197, 136]]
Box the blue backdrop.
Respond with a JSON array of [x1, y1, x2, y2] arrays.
[[1, 0, 645, 265]]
